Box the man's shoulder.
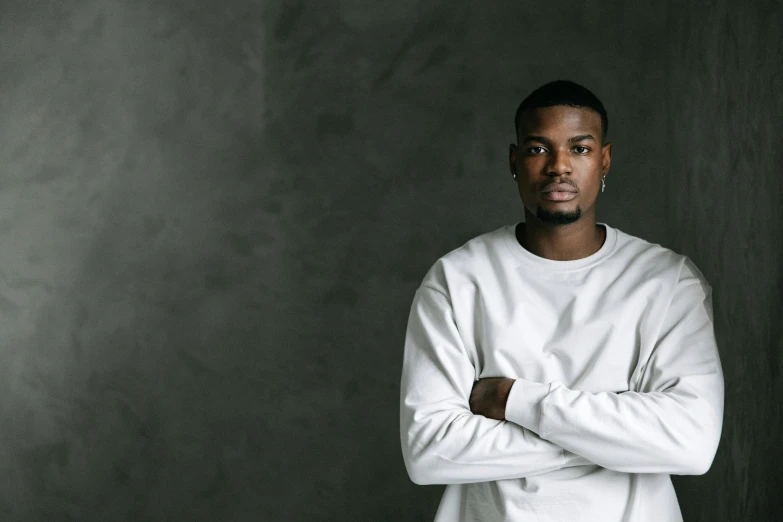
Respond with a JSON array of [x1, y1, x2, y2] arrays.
[[415, 224, 710, 297], [417, 225, 508, 295], [614, 227, 709, 287], [438, 225, 507, 265], [614, 227, 679, 262]]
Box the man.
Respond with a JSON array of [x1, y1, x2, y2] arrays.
[[399, 80, 724, 521]]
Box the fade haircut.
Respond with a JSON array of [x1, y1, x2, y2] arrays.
[[514, 80, 609, 143]]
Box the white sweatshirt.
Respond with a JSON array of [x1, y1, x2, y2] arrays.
[[400, 222, 724, 522]]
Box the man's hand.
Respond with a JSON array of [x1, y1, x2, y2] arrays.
[[469, 377, 516, 420]]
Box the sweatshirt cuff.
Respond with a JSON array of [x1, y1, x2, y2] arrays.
[[504, 378, 551, 434]]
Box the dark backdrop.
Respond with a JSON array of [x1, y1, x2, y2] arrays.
[[0, 1, 780, 521]]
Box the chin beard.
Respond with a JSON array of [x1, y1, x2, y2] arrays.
[[536, 206, 582, 225]]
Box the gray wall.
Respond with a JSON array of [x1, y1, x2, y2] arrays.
[[0, 1, 780, 520]]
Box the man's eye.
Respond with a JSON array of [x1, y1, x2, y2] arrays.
[[528, 146, 547, 154], [573, 146, 590, 154]]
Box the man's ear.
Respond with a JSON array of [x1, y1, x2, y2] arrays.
[[601, 142, 612, 175], [509, 144, 518, 176]]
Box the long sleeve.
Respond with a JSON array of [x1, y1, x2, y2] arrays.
[[400, 285, 589, 486], [505, 260, 725, 475]]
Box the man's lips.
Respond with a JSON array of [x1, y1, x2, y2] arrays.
[[541, 183, 577, 194], [541, 183, 578, 201], [542, 191, 577, 201]]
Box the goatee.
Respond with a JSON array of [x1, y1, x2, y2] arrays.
[[536, 206, 581, 225]]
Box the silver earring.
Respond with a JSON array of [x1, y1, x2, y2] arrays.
[[601, 176, 606, 192]]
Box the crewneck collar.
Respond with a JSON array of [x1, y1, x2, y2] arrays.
[[502, 221, 618, 272]]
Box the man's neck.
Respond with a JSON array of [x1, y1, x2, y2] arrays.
[[516, 215, 606, 261]]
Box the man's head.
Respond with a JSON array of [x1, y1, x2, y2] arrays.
[[514, 80, 609, 143], [510, 80, 612, 226]]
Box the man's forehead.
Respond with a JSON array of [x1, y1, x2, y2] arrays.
[[518, 105, 602, 131]]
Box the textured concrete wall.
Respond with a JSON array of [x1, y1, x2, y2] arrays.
[[0, 1, 780, 520]]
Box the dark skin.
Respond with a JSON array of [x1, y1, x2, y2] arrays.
[[469, 105, 613, 420]]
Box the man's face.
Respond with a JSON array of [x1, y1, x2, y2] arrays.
[[509, 105, 611, 225]]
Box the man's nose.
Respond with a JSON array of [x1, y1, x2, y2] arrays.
[[546, 149, 572, 175]]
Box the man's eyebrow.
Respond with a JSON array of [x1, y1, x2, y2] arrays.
[[521, 135, 550, 144], [568, 134, 596, 143], [520, 134, 597, 144]]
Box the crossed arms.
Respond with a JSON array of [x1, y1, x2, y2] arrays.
[[399, 268, 725, 485]]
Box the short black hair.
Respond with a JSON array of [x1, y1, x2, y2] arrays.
[[514, 80, 608, 143]]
